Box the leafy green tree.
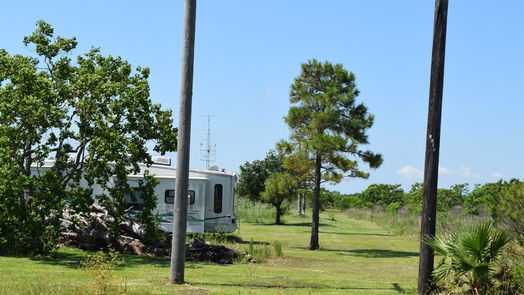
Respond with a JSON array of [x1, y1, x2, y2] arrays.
[[490, 179, 524, 246], [279, 59, 383, 250], [359, 184, 404, 210], [236, 150, 284, 202], [423, 222, 511, 295], [0, 21, 177, 255], [403, 182, 424, 214], [437, 183, 469, 211], [260, 172, 299, 224]]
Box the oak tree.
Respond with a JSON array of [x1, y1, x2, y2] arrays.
[[0, 21, 177, 255]]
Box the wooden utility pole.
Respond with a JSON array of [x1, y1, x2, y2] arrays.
[[418, 0, 449, 294], [169, 0, 197, 285]]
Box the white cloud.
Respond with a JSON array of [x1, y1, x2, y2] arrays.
[[398, 165, 423, 179], [491, 172, 503, 179], [438, 166, 451, 175], [459, 166, 481, 178], [262, 88, 273, 100]]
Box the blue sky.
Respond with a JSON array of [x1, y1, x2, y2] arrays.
[[1, 1, 523, 193]]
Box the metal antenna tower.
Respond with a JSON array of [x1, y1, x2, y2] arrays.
[[200, 115, 216, 168]]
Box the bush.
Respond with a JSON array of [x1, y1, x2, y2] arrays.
[[424, 222, 511, 295]]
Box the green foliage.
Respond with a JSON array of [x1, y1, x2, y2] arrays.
[[242, 238, 271, 263], [423, 221, 511, 294], [81, 249, 125, 295], [403, 183, 423, 214], [234, 197, 279, 224], [272, 240, 284, 257], [260, 172, 299, 224], [241, 238, 284, 263], [0, 21, 177, 255], [401, 183, 469, 214], [279, 59, 382, 249], [333, 193, 362, 210], [491, 180, 524, 246], [359, 184, 404, 209], [316, 188, 343, 210], [236, 150, 284, 202], [187, 232, 243, 244]]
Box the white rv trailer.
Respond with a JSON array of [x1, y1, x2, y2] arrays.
[[31, 158, 238, 234]]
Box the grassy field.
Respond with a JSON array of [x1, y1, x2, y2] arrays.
[[0, 211, 420, 294]]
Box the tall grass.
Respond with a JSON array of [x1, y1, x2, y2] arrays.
[[345, 206, 491, 237], [240, 238, 284, 263], [235, 198, 282, 224]]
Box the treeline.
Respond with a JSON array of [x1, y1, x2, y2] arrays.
[[319, 180, 524, 244]]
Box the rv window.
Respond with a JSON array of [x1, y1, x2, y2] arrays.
[[188, 190, 195, 205], [214, 184, 223, 213], [165, 190, 175, 204], [125, 191, 143, 210], [165, 189, 196, 206]]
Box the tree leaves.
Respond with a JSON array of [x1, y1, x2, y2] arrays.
[[0, 20, 177, 254]]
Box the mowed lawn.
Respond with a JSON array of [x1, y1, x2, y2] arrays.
[[0, 212, 420, 294]]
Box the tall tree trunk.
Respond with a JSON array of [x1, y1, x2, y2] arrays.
[[275, 203, 282, 225], [302, 194, 306, 214], [297, 193, 304, 215], [309, 154, 321, 250], [23, 140, 32, 201]]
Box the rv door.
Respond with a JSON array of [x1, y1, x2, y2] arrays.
[[186, 179, 206, 233]]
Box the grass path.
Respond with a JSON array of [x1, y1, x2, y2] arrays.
[[0, 212, 420, 294]]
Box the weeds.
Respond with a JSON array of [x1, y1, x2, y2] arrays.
[[345, 207, 490, 237], [80, 249, 125, 295], [241, 238, 284, 263], [273, 240, 283, 257], [187, 232, 243, 244]]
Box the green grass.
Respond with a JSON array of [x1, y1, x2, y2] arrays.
[[0, 211, 420, 294]]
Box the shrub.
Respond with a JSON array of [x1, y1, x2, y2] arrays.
[[423, 222, 511, 295]]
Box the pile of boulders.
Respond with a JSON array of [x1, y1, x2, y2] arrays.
[[58, 204, 237, 263]]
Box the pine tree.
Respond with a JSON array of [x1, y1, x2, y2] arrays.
[[279, 59, 382, 250]]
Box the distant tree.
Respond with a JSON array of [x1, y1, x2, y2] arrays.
[[403, 182, 424, 214], [260, 172, 299, 224], [0, 21, 177, 255], [236, 150, 284, 202], [359, 184, 404, 211], [436, 183, 469, 211], [490, 179, 524, 245], [279, 59, 382, 250]]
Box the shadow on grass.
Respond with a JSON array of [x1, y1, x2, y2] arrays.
[[195, 281, 417, 293], [31, 249, 208, 269], [324, 248, 419, 258], [320, 231, 393, 237], [255, 222, 331, 227], [237, 240, 273, 245], [392, 283, 405, 293]]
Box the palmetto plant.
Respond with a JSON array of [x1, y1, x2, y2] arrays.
[[423, 222, 511, 295]]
